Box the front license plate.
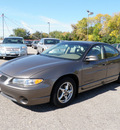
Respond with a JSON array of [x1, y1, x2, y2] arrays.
[[10, 52, 16, 55]]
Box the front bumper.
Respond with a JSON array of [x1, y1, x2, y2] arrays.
[[0, 50, 27, 57], [0, 73, 51, 105]]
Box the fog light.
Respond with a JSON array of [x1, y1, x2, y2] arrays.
[[20, 97, 28, 105]]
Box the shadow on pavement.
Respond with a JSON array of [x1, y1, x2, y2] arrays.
[[73, 81, 119, 105], [15, 81, 120, 112]]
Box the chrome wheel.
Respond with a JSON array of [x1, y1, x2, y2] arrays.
[[57, 82, 73, 104]]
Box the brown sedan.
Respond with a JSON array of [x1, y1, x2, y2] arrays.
[[0, 41, 120, 107]]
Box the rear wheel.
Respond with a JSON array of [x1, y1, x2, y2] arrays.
[[51, 77, 76, 107]]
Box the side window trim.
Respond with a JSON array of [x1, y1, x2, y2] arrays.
[[103, 44, 119, 59], [85, 44, 104, 60]]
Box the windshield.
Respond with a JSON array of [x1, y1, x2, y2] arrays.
[[33, 41, 39, 44], [41, 42, 90, 60], [3, 38, 24, 44], [112, 44, 117, 48], [44, 39, 60, 44]]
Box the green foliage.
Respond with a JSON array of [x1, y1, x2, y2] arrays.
[[116, 35, 120, 43], [101, 35, 116, 44], [13, 28, 30, 39], [50, 31, 63, 39], [71, 13, 120, 43], [76, 18, 87, 40], [49, 31, 72, 40], [32, 31, 48, 39], [32, 31, 42, 39]]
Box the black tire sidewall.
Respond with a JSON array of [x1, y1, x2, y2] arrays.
[[51, 77, 76, 108]]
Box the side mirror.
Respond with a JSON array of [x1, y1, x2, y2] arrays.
[[85, 55, 98, 62], [41, 42, 43, 44]]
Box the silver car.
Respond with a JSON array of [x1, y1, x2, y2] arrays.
[[0, 37, 27, 58], [31, 40, 39, 49], [37, 38, 60, 54]]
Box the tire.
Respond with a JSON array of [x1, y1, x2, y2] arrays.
[[37, 51, 40, 55], [51, 77, 76, 108], [117, 75, 120, 83], [42, 48, 44, 52]]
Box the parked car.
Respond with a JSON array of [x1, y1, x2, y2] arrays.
[[0, 37, 27, 58], [24, 40, 33, 46], [112, 43, 120, 51], [0, 41, 120, 107], [37, 38, 60, 54], [31, 40, 39, 49]]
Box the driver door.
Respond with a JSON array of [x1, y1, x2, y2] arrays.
[[81, 45, 107, 89]]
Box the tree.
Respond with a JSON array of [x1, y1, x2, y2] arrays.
[[13, 28, 26, 37], [32, 31, 42, 39], [101, 35, 116, 44], [61, 32, 72, 40], [116, 34, 120, 43], [107, 13, 120, 37], [42, 33, 49, 38], [13, 28, 30, 39], [50, 31, 63, 39], [71, 18, 87, 40]]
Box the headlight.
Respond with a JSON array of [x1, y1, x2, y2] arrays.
[[12, 78, 43, 86], [21, 46, 26, 50], [0, 46, 5, 50]]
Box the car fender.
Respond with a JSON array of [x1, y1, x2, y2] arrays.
[[30, 61, 81, 89]]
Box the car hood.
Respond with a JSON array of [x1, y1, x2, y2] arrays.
[[1, 43, 26, 48], [0, 55, 72, 78], [44, 44, 53, 49]]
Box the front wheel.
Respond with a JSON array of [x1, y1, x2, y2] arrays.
[[51, 77, 76, 108], [117, 75, 120, 83]]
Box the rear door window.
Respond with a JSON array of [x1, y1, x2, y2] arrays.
[[104, 45, 119, 58]]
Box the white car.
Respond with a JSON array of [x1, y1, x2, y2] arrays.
[[0, 37, 27, 58], [31, 40, 39, 49], [37, 38, 60, 54]]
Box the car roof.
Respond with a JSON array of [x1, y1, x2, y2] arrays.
[[42, 38, 60, 40], [61, 41, 109, 46], [4, 37, 23, 39]]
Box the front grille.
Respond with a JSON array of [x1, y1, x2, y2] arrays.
[[0, 75, 8, 82], [6, 54, 19, 56], [6, 48, 19, 51]]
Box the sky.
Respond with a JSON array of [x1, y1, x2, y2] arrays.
[[0, 0, 120, 37]]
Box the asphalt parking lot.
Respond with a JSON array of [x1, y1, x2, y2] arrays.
[[0, 47, 120, 130]]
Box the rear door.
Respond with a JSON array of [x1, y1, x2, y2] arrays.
[[103, 44, 120, 83]]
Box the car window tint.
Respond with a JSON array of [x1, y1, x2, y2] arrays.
[[3, 38, 23, 44], [87, 45, 104, 60], [112, 44, 117, 48], [104, 45, 119, 58], [44, 39, 60, 44], [118, 44, 120, 48]]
